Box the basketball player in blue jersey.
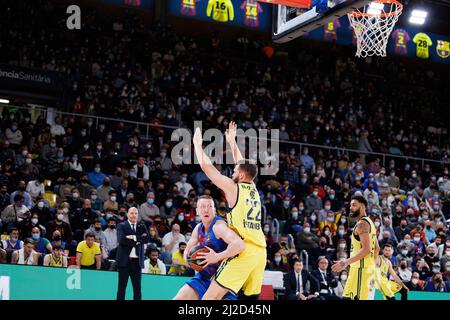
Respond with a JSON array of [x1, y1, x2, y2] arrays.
[[173, 195, 246, 300]]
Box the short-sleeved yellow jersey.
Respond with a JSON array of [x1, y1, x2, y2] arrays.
[[226, 182, 266, 248]]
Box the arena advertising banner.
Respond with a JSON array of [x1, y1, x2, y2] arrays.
[[1, 264, 450, 300], [0, 64, 65, 94], [167, 0, 272, 32], [96, 0, 154, 10], [0, 264, 187, 300], [304, 18, 450, 64]]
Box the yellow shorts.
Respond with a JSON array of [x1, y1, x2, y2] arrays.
[[343, 267, 375, 300], [214, 243, 267, 296], [375, 276, 402, 299]]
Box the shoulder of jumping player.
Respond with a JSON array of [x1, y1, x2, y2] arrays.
[[355, 219, 371, 236]]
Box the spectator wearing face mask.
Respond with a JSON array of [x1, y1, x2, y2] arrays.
[[78, 175, 93, 199], [1, 195, 25, 230], [30, 226, 52, 255], [273, 195, 292, 221], [10, 182, 33, 209], [84, 219, 107, 245], [50, 230, 69, 256], [334, 270, 349, 298], [88, 164, 107, 189], [96, 177, 114, 202], [262, 223, 275, 247], [319, 211, 337, 235], [395, 218, 409, 243], [171, 210, 190, 234], [104, 190, 119, 212], [396, 243, 413, 267], [424, 246, 440, 270], [284, 207, 302, 238], [443, 261, 450, 280], [406, 272, 425, 291], [175, 173, 193, 198], [398, 259, 412, 282], [403, 192, 419, 211], [156, 149, 173, 172], [162, 223, 186, 264], [67, 188, 83, 211], [440, 246, 450, 269], [89, 190, 103, 211], [271, 234, 296, 265], [160, 198, 177, 220], [47, 209, 73, 244], [103, 218, 118, 256], [2, 228, 23, 261], [305, 188, 323, 214], [138, 192, 159, 227], [72, 199, 97, 241], [268, 250, 291, 273], [133, 157, 149, 181]]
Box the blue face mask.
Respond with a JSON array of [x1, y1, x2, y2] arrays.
[[166, 201, 173, 208], [94, 168, 100, 173], [181, 177, 187, 183], [32, 233, 40, 240], [57, 152, 64, 158], [283, 201, 290, 207], [147, 198, 155, 204], [329, 195, 335, 200]]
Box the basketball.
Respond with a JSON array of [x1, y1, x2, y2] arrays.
[[187, 245, 210, 271]]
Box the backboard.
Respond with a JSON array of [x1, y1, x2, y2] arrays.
[[272, 0, 371, 43]]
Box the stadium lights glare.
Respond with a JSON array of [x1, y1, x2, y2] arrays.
[[409, 9, 428, 25], [367, 1, 384, 15], [0, 98, 10, 104]]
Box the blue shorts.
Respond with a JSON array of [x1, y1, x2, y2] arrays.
[[186, 273, 237, 300]]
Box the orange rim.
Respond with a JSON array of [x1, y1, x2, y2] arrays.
[[348, 0, 403, 18]]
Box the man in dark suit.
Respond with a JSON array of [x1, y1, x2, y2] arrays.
[[116, 207, 149, 300], [284, 259, 320, 300], [311, 256, 340, 300]]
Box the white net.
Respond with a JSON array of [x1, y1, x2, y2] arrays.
[[348, 0, 403, 58]]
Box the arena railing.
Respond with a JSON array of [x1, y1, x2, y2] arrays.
[[1, 103, 449, 170]]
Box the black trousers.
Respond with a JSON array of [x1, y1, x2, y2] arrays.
[[117, 259, 142, 300]]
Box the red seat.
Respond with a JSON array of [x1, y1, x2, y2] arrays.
[[258, 285, 275, 300], [68, 256, 76, 266]]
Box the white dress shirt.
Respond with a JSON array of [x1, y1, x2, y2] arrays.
[[128, 221, 138, 258], [295, 271, 303, 294]]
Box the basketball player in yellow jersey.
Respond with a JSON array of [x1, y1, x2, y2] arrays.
[[373, 243, 409, 300], [192, 122, 267, 300], [332, 195, 378, 300]]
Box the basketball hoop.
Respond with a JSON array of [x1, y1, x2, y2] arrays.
[[348, 0, 403, 58]]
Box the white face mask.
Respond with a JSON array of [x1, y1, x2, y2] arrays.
[[37, 201, 44, 209], [63, 208, 69, 214], [31, 218, 38, 225], [274, 257, 281, 264], [110, 196, 117, 202], [303, 227, 310, 233], [375, 222, 381, 227], [339, 243, 346, 249], [57, 214, 64, 221], [341, 274, 348, 281], [311, 215, 317, 221], [411, 278, 418, 285]]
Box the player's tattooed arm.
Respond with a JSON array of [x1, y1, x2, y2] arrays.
[[355, 220, 370, 236]]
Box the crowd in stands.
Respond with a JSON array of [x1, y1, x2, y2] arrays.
[[0, 0, 450, 299]]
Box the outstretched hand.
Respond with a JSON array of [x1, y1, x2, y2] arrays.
[[225, 121, 237, 145], [193, 127, 203, 146]]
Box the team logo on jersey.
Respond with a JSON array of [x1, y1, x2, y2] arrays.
[[436, 40, 450, 58]]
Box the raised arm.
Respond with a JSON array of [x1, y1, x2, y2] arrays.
[[193, 127, 237, 205], [225, 121, 244, 164]]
